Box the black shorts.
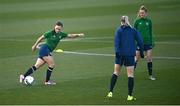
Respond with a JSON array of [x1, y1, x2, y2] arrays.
[[115, 53, 135, 66], [137, 44, 152, 51]]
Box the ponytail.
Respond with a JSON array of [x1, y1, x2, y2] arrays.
[[137, 5, 148, 17], [121, 15, 132, 27]]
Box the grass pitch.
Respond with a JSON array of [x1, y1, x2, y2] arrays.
[[0, 0, 180, 105]]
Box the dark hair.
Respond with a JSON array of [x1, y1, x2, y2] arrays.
[[56, 21, 63, 27]]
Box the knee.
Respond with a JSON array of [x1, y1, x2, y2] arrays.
[[127, 67, 134, 77], [128, 73, 134, 78], [34, 64, 40, 69], [49, 64, 55, 68], [113, 71, 119, 76], [146, 56, 152, 62], [49, 63, 55, 68], [114, 64, 120, 75], [113, 69, 120, 76]]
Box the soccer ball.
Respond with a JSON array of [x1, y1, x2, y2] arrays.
[[24, 76, 34, 85]]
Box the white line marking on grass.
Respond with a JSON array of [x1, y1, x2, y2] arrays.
[[62, 36, 113, 41], [156, 41, 180, 45], [1, 36, 180, 44], [59, 51, 180, 60], [153, 56, 180, 60], [64, 51, 114, 57], [63, 38, 180, 44]]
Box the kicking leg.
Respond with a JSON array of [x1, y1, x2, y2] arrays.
[[20, 58, 45, 83]]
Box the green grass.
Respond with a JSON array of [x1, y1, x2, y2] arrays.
[[0, 0, 180, 105]]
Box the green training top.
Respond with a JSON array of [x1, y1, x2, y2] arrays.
[[44, 30, 68, 51], [134, 17, 153, 45]]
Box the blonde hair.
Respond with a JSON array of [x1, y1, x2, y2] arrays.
[[121, 15, 132, 27], [140, 5, 148, 12], [137, 5, 148, 17]]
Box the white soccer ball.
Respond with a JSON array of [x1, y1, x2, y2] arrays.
[[24, 76, 34, 85]]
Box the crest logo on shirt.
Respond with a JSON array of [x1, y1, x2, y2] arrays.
[[146, 22, 149, 26], [59, 36, 62, 39]]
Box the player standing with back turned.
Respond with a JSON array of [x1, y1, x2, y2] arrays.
[[107, 16, 144, 101]]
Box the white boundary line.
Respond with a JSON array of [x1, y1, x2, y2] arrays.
[[64, 51, 114, 57], [62, 38, 180, 44], [57, 51, 180, 60], [1, 37, 180, 44]]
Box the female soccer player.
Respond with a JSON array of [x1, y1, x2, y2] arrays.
[[19, 21, 84, 85], [107, 16, 144, 100], [134, 5, 156, 80]]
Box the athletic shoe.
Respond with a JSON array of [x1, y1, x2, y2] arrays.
[[127, 95, 136, 101], [45, 80, 56, 85], [107, 92, 113, 98], [19, 74, 25, 83], [149, 75, 156, 80]]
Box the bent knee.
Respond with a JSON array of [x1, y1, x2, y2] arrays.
[[48, 64, 55, 68]]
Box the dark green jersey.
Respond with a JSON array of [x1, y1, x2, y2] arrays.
[[134, 17, 153, 44], [44, 30, 68, 51]]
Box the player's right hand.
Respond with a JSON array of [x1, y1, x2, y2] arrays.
[[140, 51, 144, 58]]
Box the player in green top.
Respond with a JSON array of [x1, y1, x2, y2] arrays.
[[19, 21, 84, 85], [134, 5, 156, 80]]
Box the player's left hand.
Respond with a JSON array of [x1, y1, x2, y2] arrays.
[[32, 45, 37, 51]]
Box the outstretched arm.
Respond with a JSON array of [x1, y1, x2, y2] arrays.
[[67, 33, 84, 38], [32, 35, 45, 51]]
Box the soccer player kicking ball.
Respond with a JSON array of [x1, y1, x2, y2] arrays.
[[19, 21, 84, 85], [107, 16, 144, 101]]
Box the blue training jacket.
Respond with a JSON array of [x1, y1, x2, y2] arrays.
[[114, 25, 143, 56]]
